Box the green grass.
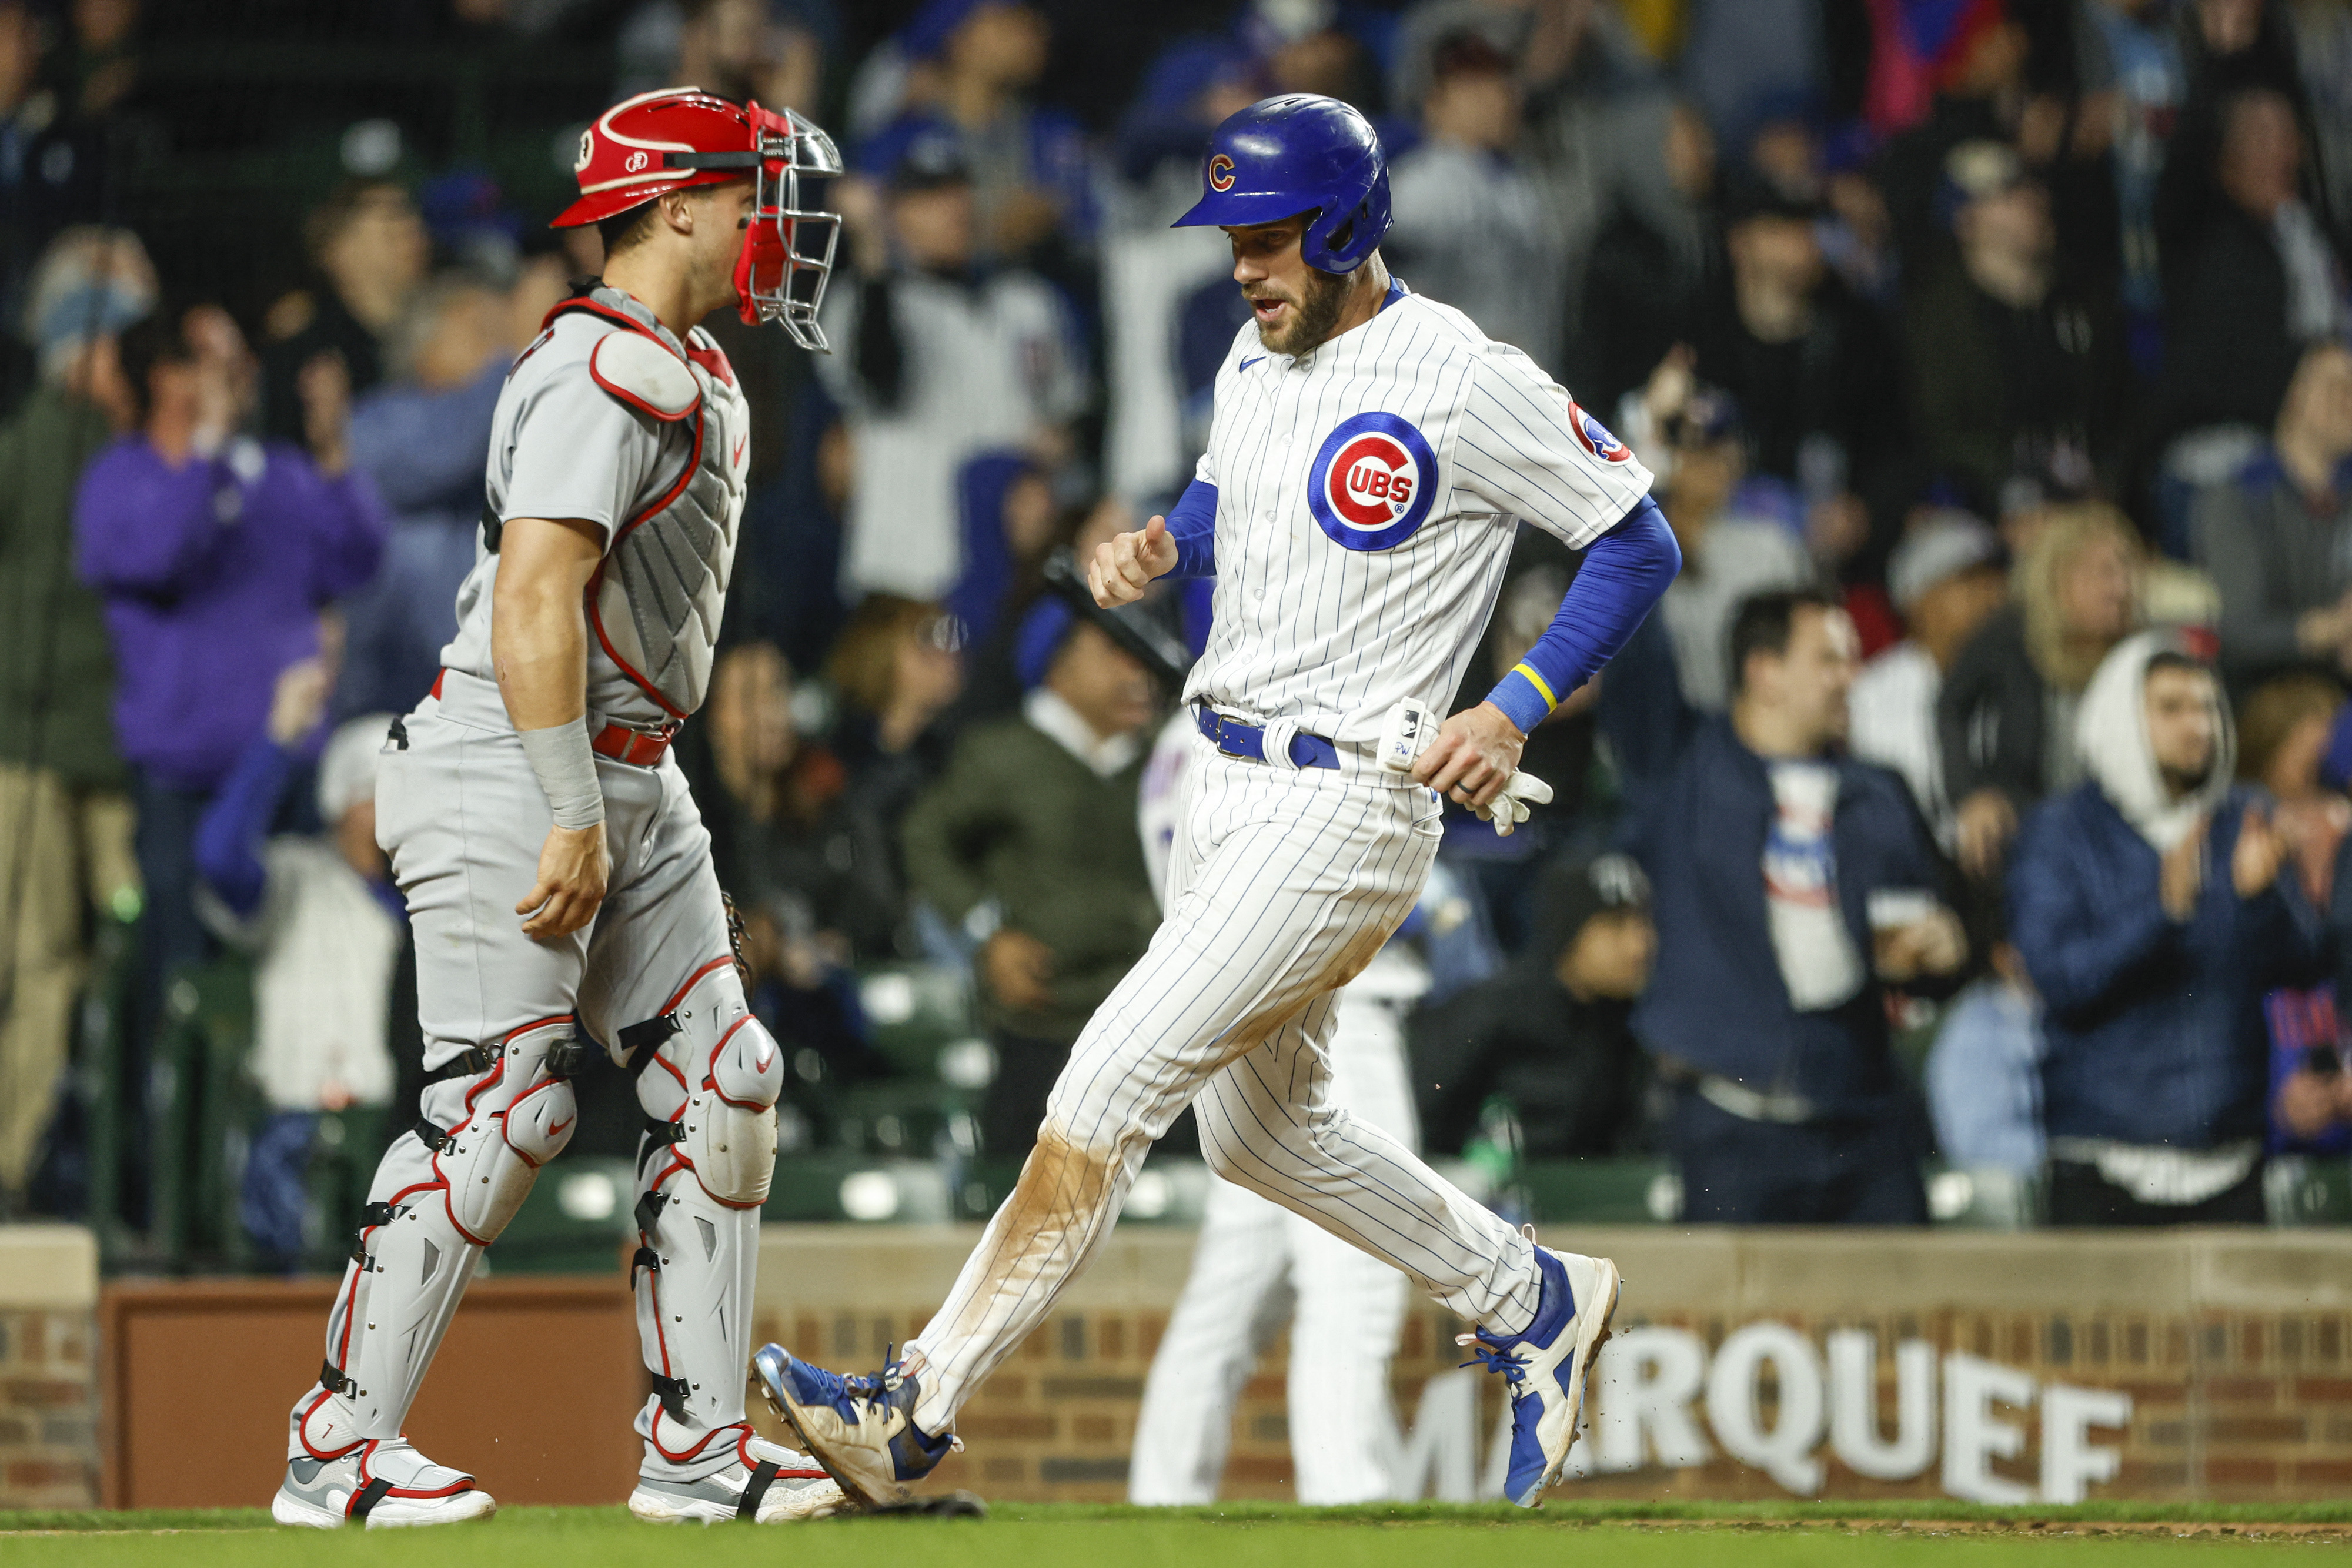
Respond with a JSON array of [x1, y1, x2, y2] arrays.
[[1, 1503, 2344, 1564]]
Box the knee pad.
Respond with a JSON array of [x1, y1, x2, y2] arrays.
[[436, 1019, 582, 1243], [629, 967, 780, 1208], [684, 1015, 781, 1206]]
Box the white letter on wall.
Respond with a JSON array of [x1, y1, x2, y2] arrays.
[[1942, 1352, 2035, 1503], [1705, 1322, 1826, 1495], [2039, 1383, 2132, 1503], [1827, 1330, 1937, 1480], [1593, 1327, 1711, 1474]]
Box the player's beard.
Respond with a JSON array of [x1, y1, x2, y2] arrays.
[[1253, 265, 1350, 355]]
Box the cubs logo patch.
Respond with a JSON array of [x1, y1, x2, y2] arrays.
[[1568, 400, 1632, 463], [1208, 152, 1236, 192], [1307, 412, 1438, 552]]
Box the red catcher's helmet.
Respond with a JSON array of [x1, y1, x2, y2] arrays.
[[556, 87, 844, 352]]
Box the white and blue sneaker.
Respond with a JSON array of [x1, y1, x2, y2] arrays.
[[752, 1343, 957, 1509], [1458, 1243, 1621, 1507]]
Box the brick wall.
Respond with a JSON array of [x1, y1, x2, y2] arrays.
[[0, 1226, 99, 1509], [747, 1225, 2352, 1505]]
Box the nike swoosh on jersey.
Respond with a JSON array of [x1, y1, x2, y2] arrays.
[[1238, 356, 1264, 371]]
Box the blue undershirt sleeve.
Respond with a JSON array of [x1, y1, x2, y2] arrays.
[[1482, 494, 1682, 735], [1162, 479, 1217, 579], [194, 735, 300, 920]]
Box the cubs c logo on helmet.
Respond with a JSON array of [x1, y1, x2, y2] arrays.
[[1307, 412, 1438, 551], [1568, 400, 1632, 463], [1208, 152, 1236, 192]]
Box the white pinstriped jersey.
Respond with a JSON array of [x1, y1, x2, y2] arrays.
[[1184, 281, 1655, 744]]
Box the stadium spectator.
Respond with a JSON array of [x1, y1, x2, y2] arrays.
[[190, 657, 399, 1271], [2161, 86, 2347, 444], [859, 0, 1094, 261], [336, 272, 515, 718], [1642, 379, 1816, 712], [703, 638, 905, 969], [1626, 589, 1966, 1225], [1385, 32, 1568, 375], [693, 640, 891, 1083], [1411, 852, 1655, 1160], [1906, 141, 2128, 516], [826, 593, 967, 954], [257, 180, 429, 447], [2238, 670, 2350, 901], [0, 225, 149, 1212], [2010, 633, 2323, 1225], [2078, 0, 2186, 317], [1848, 510, 2009, 850], [901, 599, 1158, 1160], [617, 0, 825, 118], [2194, 342, 2352, 686], [1940, 504, 2142, 881], [821, 132, 1085, 604], [1577, 96, 1720, 428], [75, 304, 386, 1022], [1679, 0, 1826, 156], [1685, 171, 1907, 576]]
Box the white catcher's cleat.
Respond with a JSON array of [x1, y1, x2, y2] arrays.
[[270, 1437, 496, 1528], [629, 1435, 848, 1523]]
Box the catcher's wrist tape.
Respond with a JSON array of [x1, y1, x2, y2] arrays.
[[519, 717, 607, 829]]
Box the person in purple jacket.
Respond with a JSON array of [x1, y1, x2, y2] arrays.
[[74, 301, 386, 1095]]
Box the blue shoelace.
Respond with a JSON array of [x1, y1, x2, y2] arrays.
[[1457, 1332, 1530, 1395]]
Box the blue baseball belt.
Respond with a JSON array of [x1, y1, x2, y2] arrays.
[[1194, 705, 1341, 770]]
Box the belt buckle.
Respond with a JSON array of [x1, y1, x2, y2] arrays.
[[1210, 713, 1250, 759]]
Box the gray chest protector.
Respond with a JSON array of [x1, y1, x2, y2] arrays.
[[523, 286, 750, 721]]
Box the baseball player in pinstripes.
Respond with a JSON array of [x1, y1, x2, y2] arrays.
[[760, 93, 1683, 1510], [270, 90, 850, 1529], [1126, 711, 1429, 1505]]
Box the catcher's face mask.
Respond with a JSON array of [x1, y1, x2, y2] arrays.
[[731, 103, 843, 351]]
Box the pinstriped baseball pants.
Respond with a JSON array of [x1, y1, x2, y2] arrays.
[[905, 742, 1544, 1435]]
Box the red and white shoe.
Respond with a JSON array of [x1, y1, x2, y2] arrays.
[[628, 1434, 847, 1523], [270, 1437, 496, 1528]]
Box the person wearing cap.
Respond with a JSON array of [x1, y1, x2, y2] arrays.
[[0, 225, 152, 1213], [1904, 139, 2125, 516], [821, 130, 1087, 604], [857, 0, 1093, 259], [192, 654, 404, 1271], [1641, 376, 1816, 712], [1384, 31, 1568, 376], [900, 598, 1160, 1160], [1410, 853, 1655, 1160], [1848, 510, 2010, 848]]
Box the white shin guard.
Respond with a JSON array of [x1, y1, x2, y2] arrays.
[[292, 1021, 590, 1455], [624, 964, 780, 1478], [632, 1166, 764, 1477]]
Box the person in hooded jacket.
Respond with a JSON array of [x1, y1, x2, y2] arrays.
[[2008, 631, 2325, 1226]]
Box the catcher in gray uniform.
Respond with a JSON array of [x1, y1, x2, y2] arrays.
[[270, 87, 846, 1529]]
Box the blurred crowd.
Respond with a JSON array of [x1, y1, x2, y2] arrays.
[[9, 0, 2352, 1257]]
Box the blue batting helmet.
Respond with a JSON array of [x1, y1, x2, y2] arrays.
[[1171, 94, 1390, 275]]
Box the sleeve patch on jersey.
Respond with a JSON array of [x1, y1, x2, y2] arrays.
[[1307, 411, 1439, 553], [589, 330, 700, 422], [1567, 400, 1632, 463]]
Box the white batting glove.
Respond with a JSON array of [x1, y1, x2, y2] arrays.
[[1477, 768, 1554, 836], [1378, 700, 1553, 835]]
